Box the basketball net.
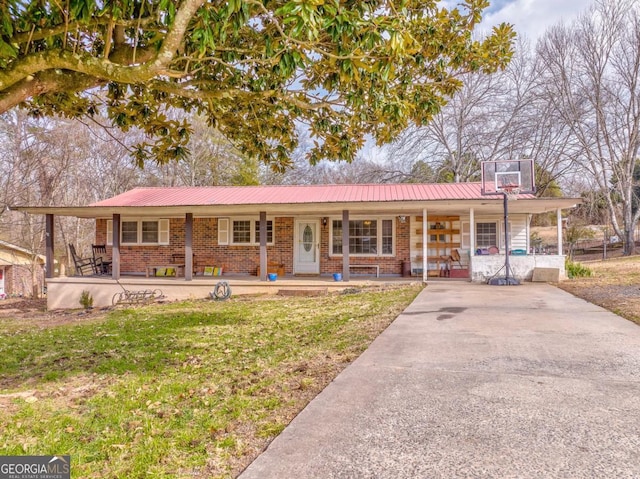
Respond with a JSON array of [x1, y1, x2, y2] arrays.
[[501, 185, 521, 201]]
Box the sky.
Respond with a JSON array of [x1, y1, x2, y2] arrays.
[[477, 0, 589, 42]]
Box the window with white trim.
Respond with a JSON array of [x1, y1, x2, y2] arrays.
[[230, 218, 274, 245], [106, 219, 170, 245], [476, 222, 497, 248], [331, 218, 395, 256]]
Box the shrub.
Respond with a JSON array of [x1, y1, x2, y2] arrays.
[[79, 290, 94, 309], [566, 259, 593, 278]]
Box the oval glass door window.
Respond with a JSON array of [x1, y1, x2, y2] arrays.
[[303, 225, 313, 252]]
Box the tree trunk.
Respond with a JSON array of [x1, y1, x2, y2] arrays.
[[624, 227, 636, 255]]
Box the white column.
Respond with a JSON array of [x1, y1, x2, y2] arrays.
[[557, 208, 563, 256], [469, 207, 475, 278], [469, 208, 475, 256], [422, 208, 428, 283], [527, 214, 532, 254]]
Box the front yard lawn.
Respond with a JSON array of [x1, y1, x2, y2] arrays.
[[0, 284, 422, 478]]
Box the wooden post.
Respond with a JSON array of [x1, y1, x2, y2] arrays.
[[45, 214, 54, 279], [259, 211, 267, 281], [185, 213, 193, 281], [342, 210, 350, 281], [112, 214, 120, 279]]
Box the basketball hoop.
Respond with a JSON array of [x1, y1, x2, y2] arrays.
[[480, 159, 534, 286], [501, 185, 521, 201]]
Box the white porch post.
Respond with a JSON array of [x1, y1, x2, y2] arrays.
[[469, 207, 475, 278], [557, 208, 563, 255], [422, 208, 428, 283], [469, 208, 475, 256]]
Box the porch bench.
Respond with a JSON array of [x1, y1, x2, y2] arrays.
[[145, 264, 185, 278], [348, 264, 380, 277], [257, 262, 286, 277]]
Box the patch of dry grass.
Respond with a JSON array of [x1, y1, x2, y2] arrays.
[[558, 256, 640, 325]]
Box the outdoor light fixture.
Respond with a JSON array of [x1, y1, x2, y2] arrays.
[[322, 217, 328, 227], [398, 215, 407, 223]]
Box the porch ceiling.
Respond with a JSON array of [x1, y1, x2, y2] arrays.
[[11, 197, 580, 218]]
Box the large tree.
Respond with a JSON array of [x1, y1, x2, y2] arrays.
[[537, 0, 640, 254], [0, 0, 514, 170], [386, 37, 578, 188]]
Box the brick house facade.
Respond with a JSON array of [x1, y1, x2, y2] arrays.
[[95, 216, 412, 277]]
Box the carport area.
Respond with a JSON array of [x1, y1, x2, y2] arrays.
[[240, 282, 640, 478]]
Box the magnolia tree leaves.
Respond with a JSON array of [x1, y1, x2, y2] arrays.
[[0, 0, 514, 170]]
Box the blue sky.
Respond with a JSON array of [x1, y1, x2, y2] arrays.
[[477, 0, 588, 41], [438, 0, 589, 42]]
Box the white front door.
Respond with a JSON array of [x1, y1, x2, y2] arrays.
[[295, 220, 320, 274]]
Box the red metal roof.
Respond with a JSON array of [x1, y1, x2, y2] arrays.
[[90, 183, 522, 207]]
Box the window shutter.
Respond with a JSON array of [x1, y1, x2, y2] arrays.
[[218, 218, 230, 245], [158, 219, 170, 245], [461, 221, 470, 249], [106, 220, 113, 246]]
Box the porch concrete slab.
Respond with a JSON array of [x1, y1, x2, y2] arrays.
[[45, 275, 417, 309], [239, 282, 640, 478]]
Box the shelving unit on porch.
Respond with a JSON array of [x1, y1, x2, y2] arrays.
[[410, 215, 461, 277]]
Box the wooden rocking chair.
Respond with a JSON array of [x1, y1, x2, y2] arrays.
[[69, 244, 98, 276]]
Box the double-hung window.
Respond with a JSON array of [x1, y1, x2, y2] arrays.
[[224, 218, 273, 245], [476, 222, 498, 248], [106, 219, 170, 245], [331, 218, 395, 256]]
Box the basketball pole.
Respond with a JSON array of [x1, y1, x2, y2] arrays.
[[504, 191, 511, 284], [487, 188, 519, 285]]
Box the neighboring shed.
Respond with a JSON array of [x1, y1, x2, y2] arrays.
[[0, 240, 46, 298]]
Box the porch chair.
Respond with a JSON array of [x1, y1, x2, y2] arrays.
[[69, 243, 98, 276], [92, 244, 112, 275], [448, 249, 463, 269], [439, 248, 463, 277]]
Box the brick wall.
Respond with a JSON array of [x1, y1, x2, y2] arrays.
[[3, 264, 45, 297], [320, 219, 409, 275], [95, 216, 410, 276]]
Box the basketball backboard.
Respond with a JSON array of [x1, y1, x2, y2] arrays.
[[481, 159, 535, 195]]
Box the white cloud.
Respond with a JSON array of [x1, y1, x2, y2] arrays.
[[478, 0, 589, 42]]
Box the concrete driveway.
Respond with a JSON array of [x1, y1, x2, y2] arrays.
[[240, 282, 640, 478]]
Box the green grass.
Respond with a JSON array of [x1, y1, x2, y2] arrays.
[[0, 284, 422, 478], [565, 259, 593, 278]]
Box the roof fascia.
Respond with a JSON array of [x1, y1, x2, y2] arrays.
[[10, 197, 582, 218]]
